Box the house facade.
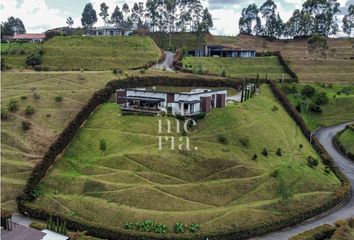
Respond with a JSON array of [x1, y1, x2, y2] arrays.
[[188, 45, 256, 58], [116, 88, 227, 116], [91, 26, 131, 36]]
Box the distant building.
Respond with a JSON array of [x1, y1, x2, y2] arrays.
[[13, 33, 46, 42], [89, 26, 131, 36], [116, 88, 227, 116], [188, 45, 256, 58]]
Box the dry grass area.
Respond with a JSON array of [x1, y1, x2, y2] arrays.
[[1, 71, 119, 211], [31, 85, 340, 238], [209, 34, 354, 83]]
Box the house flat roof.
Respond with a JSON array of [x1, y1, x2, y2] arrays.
[[119, 96, 165, 102], [124, 88, 228, 96], [1, 223, 46, 240]]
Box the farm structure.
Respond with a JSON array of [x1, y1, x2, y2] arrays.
[[188, 45, 256, 58], [116, 88, 227, 116]]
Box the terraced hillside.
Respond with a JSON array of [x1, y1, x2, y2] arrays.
[[1, 71, 119, 211], [30, 85, 341, 238], [208, 34, 354, 83], [182, 56, 290, 79], [1, 36, 161, 70]]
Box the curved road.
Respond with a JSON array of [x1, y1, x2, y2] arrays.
[[252, 121, 354, 240], [155, 51, 174, 71]]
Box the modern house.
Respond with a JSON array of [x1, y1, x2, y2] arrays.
[[13, 33, 46, 42], [188, 45, 256, 58], [116, 88, 228, 116], [90, 26, 131, 36]]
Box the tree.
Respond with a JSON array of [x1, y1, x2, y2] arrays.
[[239, 4, 259, 35], [1, 16, 26, 36], [99, 139, 107, 156], [81, 3, 97, 29], [99, 2, 110, 26], [66, 17, 74, 28], [284, 9, 312, 37], [301, 85, 316, 97], [111, 6, 124, 27], [259, 0, 279, 37], [131, 2, 142, 29], [199, 8, 213, 32], [145, 0, 161, 32], [26, 53, 41, 66], [343, 4, 354, 37]]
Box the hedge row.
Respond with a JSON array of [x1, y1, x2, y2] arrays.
[[289, 224, 336, 240], [273, 51, 299, 81], [334, 125, 354, 162], [17, 78, 350, 240]]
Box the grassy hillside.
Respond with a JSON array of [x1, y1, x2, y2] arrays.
[[209, 34, 354, 83], [182, 56, 290, 79], [281, 83, 354, 130], [31, 85, 340, 238], [1, 36, 161, 70], [338, 125, 354, 158], [148, 32, 207, 51], [0, 71, 119, 211]]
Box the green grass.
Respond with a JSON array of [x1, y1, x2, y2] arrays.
[[147, 32, 207, 51], [338, 125, 354, 157], [1, 42, 42, 68], [1, 71, 120, 211], [2, 36, 161, 70], [282, 83, 354, 130], [182, 56, 291, 79], [31, 85, 340, 237]]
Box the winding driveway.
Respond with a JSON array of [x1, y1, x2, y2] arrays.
[[252, 121, 354, 240], [155, 51, 174, 71]]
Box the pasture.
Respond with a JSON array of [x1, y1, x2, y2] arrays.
[[31, 85, 340, 237]]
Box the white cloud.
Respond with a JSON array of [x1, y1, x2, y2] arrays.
[[0, 0, 69, 33]]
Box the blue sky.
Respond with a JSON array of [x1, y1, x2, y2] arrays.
[[1, 0, 353, 35]]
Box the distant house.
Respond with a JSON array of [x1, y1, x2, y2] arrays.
[[116, 88, 227, 116], [188, 45, 256, 58], [13, 33, 46, 42], [90, 26, 131, 36]]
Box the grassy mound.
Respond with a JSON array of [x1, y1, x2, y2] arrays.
[[1, 36, 161, 70], [0, 71, 119, 211], [182, 56, 290, 79], [337, 125, 354, 160], [32, 85, 340, 237], [281, 83, 354, 130]]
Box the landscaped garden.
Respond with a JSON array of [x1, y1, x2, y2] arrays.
[[26, 85, 341, 238], [280, 83, 354, 130], [182, 56, 291, 80]]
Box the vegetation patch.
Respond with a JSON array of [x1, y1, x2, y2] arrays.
[[335, 124, 354, 161]]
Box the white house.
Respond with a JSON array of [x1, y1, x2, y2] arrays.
[[91, 26, 131, 36], [116, 88, 228, 116]]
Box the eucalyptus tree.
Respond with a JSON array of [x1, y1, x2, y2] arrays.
[[342, 4, 354, 37], [239, 4, 259, 35], [99, 2, 110, 26], [81, 3, 97, 29], [259, 0, 280, 37]]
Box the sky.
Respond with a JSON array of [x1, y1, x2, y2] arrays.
[[0, 0, 353, 35]]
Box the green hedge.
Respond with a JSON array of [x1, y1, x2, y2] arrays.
[[272, 51, 298, 81], [17, 78, 350, 240], [289, 224, 336, 240]]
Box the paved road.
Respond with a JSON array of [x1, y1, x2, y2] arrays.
[[155, 51, 174, 71], [252, 121, 354, 240]]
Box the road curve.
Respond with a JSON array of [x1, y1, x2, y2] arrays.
[[155, 51, 174, 71], [252, 121, 354, 240]]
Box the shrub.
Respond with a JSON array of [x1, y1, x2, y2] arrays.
[[314, 92, 329, 105], [54, 95, 63, 103], [175, 222, 187, 234], [262, 147, 268, 157], [26, 53, 41, 66], [217, 134, 229, 145], [21, 121, 31, 131], [139, 69, 145, 74], [33, 92, 41, 100], [25, 105, 35, 115], [276, 148, 282, 156], [99, 139, 107, 156], [295, 102, 301, 112], [21, 96, 28, 100], [8, 99, 19, 112], [307, 156, 319, 168], [272, 105, 279, 112], [29, 221, 47, 230], [299, 144, 303, 149], [239, 137, 250, 147], [221, 69, 226, 77], [301, 85, 316, 97], [252, 154, 258, 160], [1, 108, 9, 120], [188, 224, 200, 233], [309, 103, 322, 113]]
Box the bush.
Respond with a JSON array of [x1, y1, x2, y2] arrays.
[[252, 154, 258, 160], [26, 53, 41, 66], [21, 121, 31, 131], [307, 156, 319, 168], [188, 224, 200, 233], [8, 98, 19, 112], [272, 105, 279, 112], [301, 85, 316, 97], [309, 103, 322, 113], [217, 134, 229, 145], [29, 221, 47, 230], [175, 222, 187, 234], [33, 92, 41, 100], [276, 148, 282, 156], [239, 137, 250, 147], [25, 105, 35, 115], [314, 92, 329, 105], [55, 95, 63, 103], [140, 69, 145, 74], [1, 108, 9, 120], [262, 147, 268, 157]]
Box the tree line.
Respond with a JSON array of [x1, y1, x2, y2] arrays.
[[239, 0, 354, 38], [77, 0, 213, 34]]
